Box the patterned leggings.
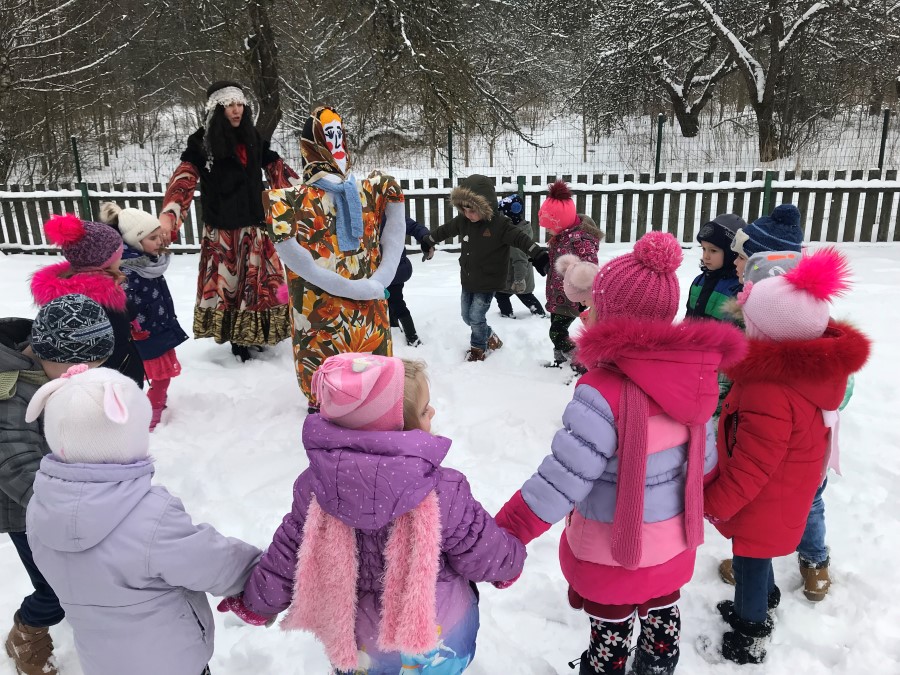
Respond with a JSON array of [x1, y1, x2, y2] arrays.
[[583, 605, 681, 674], [549, 313, 577, 353]]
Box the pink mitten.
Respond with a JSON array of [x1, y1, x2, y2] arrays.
[[130, 319, 150, 341], [217, 595, 272, 627], [494, 491, 552, 546], [492, 573, 521, 590]]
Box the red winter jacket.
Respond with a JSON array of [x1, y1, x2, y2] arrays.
[[704, 321, 870, 558]]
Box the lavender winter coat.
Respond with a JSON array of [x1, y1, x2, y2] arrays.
[[26, 456, 261, 675], [242, 415, 525, 674]]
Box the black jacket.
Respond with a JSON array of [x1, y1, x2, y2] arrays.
[[181, 127, 279, 230]]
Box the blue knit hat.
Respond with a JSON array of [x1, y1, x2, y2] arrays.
[[732, 204, 803, 257], [498, 194, 525, 225]]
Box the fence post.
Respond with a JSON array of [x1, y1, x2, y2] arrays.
[[517, 175, 525, 201], [447, 126, 453, 182], [762, 170, 775, 214], [878, 109, 891, 171], [70, 136, 91, 220], [654, 114, 665, 177]]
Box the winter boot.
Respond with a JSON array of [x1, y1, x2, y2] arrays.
[[579, 614, 634, 673], [718, 558, 736, 585], [231, 343, 251, 362], [720, 613, 773, 665], [149, 406, 163, 432], [500, 312, 516, 319], [799, 555, 831, 601], [5, 612, 57, 675], [487, 333, 503, 351], [465, 347, 486, 362], [398, 315, 422, 347], [545, 348, 569, 368], [632, 605, 680, 675], [716, 586, 781, 625]]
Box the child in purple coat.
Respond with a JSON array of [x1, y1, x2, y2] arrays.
[[220, 353, 525, 675]]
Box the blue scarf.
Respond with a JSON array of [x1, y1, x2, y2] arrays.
[[313, 175, 364, 252]]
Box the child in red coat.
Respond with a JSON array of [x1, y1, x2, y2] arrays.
[[703, 248, 870, 665]]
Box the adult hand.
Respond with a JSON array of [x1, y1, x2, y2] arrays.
[[158, 212, 177, 245], [421, 234, 436, 261]]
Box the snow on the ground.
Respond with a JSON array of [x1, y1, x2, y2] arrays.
[[1, 243, 898, 675]]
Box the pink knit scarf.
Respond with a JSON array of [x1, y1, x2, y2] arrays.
[[611, 380, 705, 569], [281, 492, 441, 671]]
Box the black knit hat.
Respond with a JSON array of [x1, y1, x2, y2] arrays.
[[31, 294, 115, 363], [697, 213, 746, 267]]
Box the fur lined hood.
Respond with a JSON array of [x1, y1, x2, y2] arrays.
[[576, 316, 747, 425], [450, 175, 497, 222], [31, 261, 127, 312], [726, 320, 870, 410]]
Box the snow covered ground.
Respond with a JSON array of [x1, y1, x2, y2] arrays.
[[1, 243, 898, 675]]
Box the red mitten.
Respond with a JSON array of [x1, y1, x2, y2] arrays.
[[494, 491, 552, 546], [492, 573, 521, 590], [130, 319, 150, 341], [217, 595, 272, 627]]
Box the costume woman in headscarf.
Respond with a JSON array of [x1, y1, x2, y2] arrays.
[[263, 106, 406, 408], [159, 81, 297, 361]]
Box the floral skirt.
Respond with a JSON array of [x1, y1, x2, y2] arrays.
[[143, 348, 182, 380], [193, 225, 291, 346], [286, 270, 392, 404]]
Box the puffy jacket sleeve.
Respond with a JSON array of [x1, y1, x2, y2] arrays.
[[438, 470, 525, 583], [148, 492, 261, 597], [431, 216, 461, 244], [0, 384, 47, 509], [500, 217, 541, 258], [570, 229, 599, 264], [704, 383, 793, 522], [241, 474, 313, 617], [406, 217, 431, 243], [520, 385, 617, 524]]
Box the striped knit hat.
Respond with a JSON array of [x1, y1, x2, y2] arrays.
[[732, 204, 803, 257], [312, 353, 405, 431]]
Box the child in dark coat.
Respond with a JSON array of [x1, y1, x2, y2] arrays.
[[100, 203, 188, 430], [685, 213, 744, 321], [494, 194, 546, 318], [384, 215, 431, 346]]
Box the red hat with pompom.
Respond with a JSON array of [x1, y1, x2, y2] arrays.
[[538, 180, 578, 234], [44, 213, 123, 269], [592, 231, 683, 323]]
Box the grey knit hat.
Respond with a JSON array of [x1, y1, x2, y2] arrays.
[[743, 250, 802, 285], [31, 294, 115, 363]]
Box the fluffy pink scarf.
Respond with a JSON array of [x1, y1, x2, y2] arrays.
[[281, 492, 441, 671]]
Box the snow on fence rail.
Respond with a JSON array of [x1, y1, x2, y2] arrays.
[[2, 170, 900, 252]]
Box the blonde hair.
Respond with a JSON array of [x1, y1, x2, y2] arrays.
[[402, 359, 429, 430]]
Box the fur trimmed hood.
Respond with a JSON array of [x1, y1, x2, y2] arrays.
[[450, 175, 497, 222], [31, 261, 127, 312], [726, 320, 870, 410], [576, 316, 747, 424]]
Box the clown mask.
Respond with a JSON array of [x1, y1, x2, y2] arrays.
[[320, 109, 347, 174]]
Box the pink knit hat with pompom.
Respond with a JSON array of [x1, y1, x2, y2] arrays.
[[311, 353, 405, 431], [739, 247, 849, 341], [592, 231, 683, 323], [44, 213, 123, 269], [538, 181, 578, 234], [556, 254, 599, 305]]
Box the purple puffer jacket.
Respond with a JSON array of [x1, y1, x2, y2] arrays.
[[546, 225, 600, 316], [242, 415, 525, 674]]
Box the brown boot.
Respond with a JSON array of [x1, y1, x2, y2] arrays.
[[465, 347, 486, 362], [719, 558, 736, 585], [799, 556, 831, 601], [5, 613, 57, 675], [487, 333, 503, 350]]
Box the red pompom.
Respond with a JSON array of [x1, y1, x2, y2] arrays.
[[633, 231, 683, 274], [783, 246, 850, 301], [44, 213, 86, 247], [546, 180, 573, 202]]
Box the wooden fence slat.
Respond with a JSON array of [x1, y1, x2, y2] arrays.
[[781, 170, 796, 207], [842, 169, 865, 242], [699, 172, 714, 226], [667, 173, 681, 238], [576, 174, 588, 214], [0, 184, 12, 245], [809, 170, 830, 242], [605, 175, 619, 243], [35, 183, 52, 242], [826, 170, 847, 242], [716, 171, 731, 218], [621, 174, 634, 243], [636, 173, 650, 238], [651, 173, 666, 231], [683, 172, 699, 242], [796, 170, 813, 239], [443, 178, 455, 244], [428, 179, 439, 235], [590, 174, 603, 235], [878, 170, 897, 242], [859, 169, 881, 242], [732, 171, 747, 219], [24, 184, 43, 247], [11, 186, 30, 246], [413, 179, 426, 235], [531, 175, 542, 241]]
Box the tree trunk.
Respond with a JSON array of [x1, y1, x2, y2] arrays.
[[246, 0, 282, 141], [754, 102, 779, 162], [671, 100, 702, 138]]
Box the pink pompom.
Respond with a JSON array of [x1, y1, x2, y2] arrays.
[[554, 253, 580, 276], [44, 213, 86, 246], [632, 231, 682, 274], [783, 246, 850, 301], [276, 283, 290, 305], [546, 180, 573, 202]]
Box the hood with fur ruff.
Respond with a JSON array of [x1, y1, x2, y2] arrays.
[[31, 261, 127, 312], [726, 320, 869, 410], [450, 175, 497, 222], [576, 316, 747, 425]]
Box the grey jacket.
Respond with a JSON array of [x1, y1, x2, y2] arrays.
[[0, 318, 50, 534], [27, 456, 261, 675], [502, 219, 536, 295]]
